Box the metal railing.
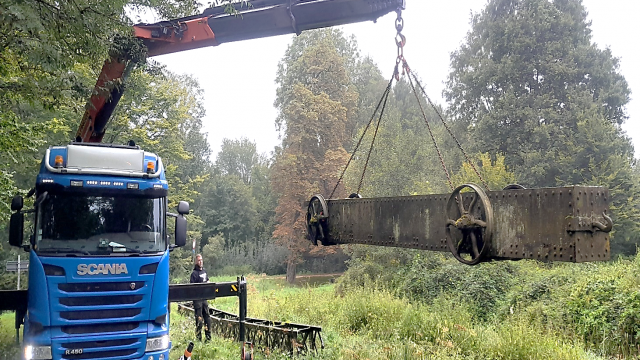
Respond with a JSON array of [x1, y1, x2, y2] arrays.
[[178, 303, 323, 355]]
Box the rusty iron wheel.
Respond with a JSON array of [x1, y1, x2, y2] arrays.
[[445, 183, 494, 265], [306, 194, 329, 245]]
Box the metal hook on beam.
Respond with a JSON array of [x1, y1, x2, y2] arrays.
[[592, 212, 613, 233]]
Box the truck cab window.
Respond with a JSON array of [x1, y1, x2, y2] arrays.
[[36, 193, 166, 255]]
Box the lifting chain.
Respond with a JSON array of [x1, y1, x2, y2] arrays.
[[403, 62, 455, 191], [357, 65, 398, 194], [395, 9, 406, 80], [395, 8, 489, 192], [408, 70, 490, 192], [329, 65, 398, 199], [330, 7, 489, 198]]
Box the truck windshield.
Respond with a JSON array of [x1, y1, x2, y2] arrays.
[[36, 193, 166, 255]]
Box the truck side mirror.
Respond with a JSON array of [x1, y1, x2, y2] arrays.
[[9, 212, 24, 247], [177, 201, 189, 215], [175, 215, 187, 247]]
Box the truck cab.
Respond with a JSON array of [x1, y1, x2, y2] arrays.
[[9, 142, 187, 360]]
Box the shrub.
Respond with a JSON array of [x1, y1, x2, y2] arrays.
[[567, 257, 640, 357]]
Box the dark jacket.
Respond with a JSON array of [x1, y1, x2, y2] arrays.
[[190, 266, 208, 284], [190, 266, 209, 309]]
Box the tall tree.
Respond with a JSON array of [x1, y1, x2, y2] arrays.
[[215, 138, 260, 185], [198, 172, 258, 250], [446, 0, 631, 185], [272, 29, 358, 282], [444, 0, 639, 252], [275, 29, 360, 150], [199, 138, 274, 250]]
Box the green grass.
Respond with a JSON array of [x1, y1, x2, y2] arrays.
[[168, 275, 608, 360], [4, 263, 634, 360], [169, 303, 242, 359], [0, 312, 21, 360]]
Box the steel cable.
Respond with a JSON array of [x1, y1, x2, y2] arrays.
[[329, 66, 397, 198], [407, 67, 490, 191]]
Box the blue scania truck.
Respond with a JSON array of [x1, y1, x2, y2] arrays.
[[8, 142, 189, 360]]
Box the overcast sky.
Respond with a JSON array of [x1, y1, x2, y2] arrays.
[[154, 1, 640, 159]]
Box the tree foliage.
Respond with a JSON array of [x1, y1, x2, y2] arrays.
[[445, 0, 639, 252], [0, 0, 198, 115], [446, 0, 631, 184], [199, 172, 257, 250], [272, 29, 359, 282], [215, 138, 261, 185], [195, 138, 278, 274], [450, 153, 518, 191]]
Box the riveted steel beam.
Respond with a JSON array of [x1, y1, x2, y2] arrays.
[[307, 185, 612, 264]]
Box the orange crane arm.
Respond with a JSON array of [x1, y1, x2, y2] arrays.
[[76, 0, 405, 143]]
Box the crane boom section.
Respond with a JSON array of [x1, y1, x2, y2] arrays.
[[76, 0, 405, 143]]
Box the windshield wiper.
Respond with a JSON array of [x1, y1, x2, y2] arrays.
[[38, 247, 91, 255], [109, 242, 141, 254], [140, 249, 163, 254]]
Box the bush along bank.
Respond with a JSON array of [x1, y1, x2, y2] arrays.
[[338, 248, 640, 358]]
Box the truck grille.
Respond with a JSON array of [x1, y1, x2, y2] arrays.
[[58, 282, 144, 292], [47, 267, 157, 359], [54, 279, 149, 326], [62, 348, 137, 360], [60, 295, 143, 306], [60, 308, 141, 320], [63, 338, 137, 349], [61, 322, 139, 335]]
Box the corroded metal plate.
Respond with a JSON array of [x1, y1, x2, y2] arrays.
[[320, 186, 611, 262]]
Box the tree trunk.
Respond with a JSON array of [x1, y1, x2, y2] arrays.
[[286, 261, 297, 284]]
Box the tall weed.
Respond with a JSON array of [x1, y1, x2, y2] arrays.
[[0, 312, 22, 360], [567, 256, 640, 356], [340, 250, 640, 357], [244, 283, 599, 359]]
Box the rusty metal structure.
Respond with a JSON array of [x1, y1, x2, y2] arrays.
[[307, 184, 613, 265], [178, 304, 323, 354]]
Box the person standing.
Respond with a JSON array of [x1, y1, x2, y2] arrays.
[[190, 254, 212, 342]]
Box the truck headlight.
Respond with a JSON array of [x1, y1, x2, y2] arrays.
[[145, 335, 170, 352], [24, 345, 52, 360]]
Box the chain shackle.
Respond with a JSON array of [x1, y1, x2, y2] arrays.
[[394, 9, 406, 75], [395, 13, 404, 32], [395, 34, 406, 54], [393, 61, 401, 81], [396, 33, 406, 75]]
